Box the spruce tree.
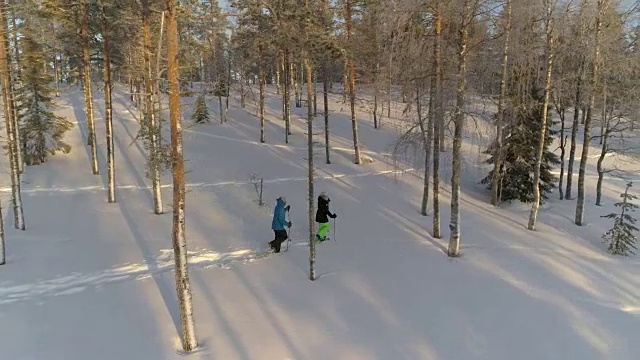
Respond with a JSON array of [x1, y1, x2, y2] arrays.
[[602, 182, 638, 256], [191, 95, 210, 124], [17, 23, 73, 166], [482, 89, 560, 203]]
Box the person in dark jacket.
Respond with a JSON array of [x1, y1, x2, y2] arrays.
[[315, 192, 336, 242], [269, 196, 291, 252]]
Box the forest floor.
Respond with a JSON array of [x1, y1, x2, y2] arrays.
[[0, 84, 638, 360]]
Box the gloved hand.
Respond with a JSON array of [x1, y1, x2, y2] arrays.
[[285, 205, 291, 212], [331, 213, 337, 219], [288, 221, 292, 227]]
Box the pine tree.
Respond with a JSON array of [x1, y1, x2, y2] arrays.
[[482, 88, 560, 204], [602, 182, 638, 256], [191, 95, 210, 124], [16, 23, 73, 166]]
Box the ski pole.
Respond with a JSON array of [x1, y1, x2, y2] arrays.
[[333, 217, 336, 242], [286, 228, 290, 251]]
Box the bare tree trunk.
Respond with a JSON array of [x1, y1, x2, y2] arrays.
[[81, 0, 99, 175], [154, 11, 165, 154], [491, 0, 511, 206], [418, 82, 432, 216], [240, 64, 246, 108], [4, 14, 23, 175], [313, 71, 317, 116], [102, 3, 116, 203], [345, 0, 361, 164], [342, 57, 348, 103], [167, 0, 197, 351], [276, 55, 281, 95], [557, 107, 567, 200], [596, 105, 610, 206], [576, 0, 607, 226], [294, 61, 301, 107], [142, 0, 163, 214], [324, 65, 331, 164], [284, 49, 291, 142], [259, 46, 266, 143], [0, 198, 4, 265], [432, 1, 443, 239], [51, 22, 60, 97], [566, 61, 583, 200], [0, 5, 24, 231], [448, 0, 471, 257], [528, 0, 554, 231]]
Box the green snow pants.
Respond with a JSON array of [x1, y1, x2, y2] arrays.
[[317, 222, 330, 240]]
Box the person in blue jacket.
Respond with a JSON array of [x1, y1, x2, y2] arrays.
[[269, 196, 291, 252]]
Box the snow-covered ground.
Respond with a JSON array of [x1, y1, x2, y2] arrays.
[[0, 84, 638, 360]]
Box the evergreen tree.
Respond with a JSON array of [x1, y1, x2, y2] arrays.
[[17, 23, 73, 166], [602, 182, 638, 256], [191, 95, 210, 123], [482, 88, 560, 203]]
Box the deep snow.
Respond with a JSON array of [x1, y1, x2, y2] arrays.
[[0, 83, 638, 360]]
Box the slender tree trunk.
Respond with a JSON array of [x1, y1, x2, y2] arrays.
[[448, 0, 471, 256], [345, 0, 360, 164], [259, 46, 266, 143], [294, 62, 300, 107], [599, 81, 606, 144], [557, 107, 566, 200], [154, 11, 165, 153], [51, 22, 60, 97], [373, 61, 380, 129], [432, 1, 443, 238], [4, 16, 22, 175], [142, 0, 163, 214], [102, 3, 116, 203], [167, 0, 197, 350], [240, 64, 246, 108], [284, 49, 291, 140], [0, 198, 4, 265], [324, 65, 330, 164], [595, 111, 610, 206], [276, 55, 281, 95], [418, 82, 432, 216], [0, 5, 24, 231], [342, 57, 348, 103], [491, 0, 512, 206], [567, 60, 583, 200], [313, 71, 318, 116], [576, 0, 607, 226], [81, 0, 99, 175], [528, 0, 554, 231]]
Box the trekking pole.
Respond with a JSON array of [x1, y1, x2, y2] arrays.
[[333, 217, 336, 242], [286, 228, 290, 251]]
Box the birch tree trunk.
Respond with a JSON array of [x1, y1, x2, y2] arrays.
[[284, 49, 291, 142], [51, 22, 60, 97], [102, 3, 116, 203], [576, 0, 608, 226], [259, 46, 266, 143], [142, 0, 163, 214], [306, 55, 316, 281], [491, 0, 512, 206], [432, 1, 443, 238], [528, 0, 554, 231], [3, 12, 23, 176], [448, 0, 472, 257], [81, 0, 99, 175], [346, 0, 361, 164], [566, 61, 584, 199], [324, 65, 330, 164], [595, 111, 610, 206], [0, 198, 4, 265], [0, 5, 24, 231], [167, 0, 198, 350], [418, 81, 432, 216]]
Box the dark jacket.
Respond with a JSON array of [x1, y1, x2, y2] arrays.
[[315, 196, 336, 223]]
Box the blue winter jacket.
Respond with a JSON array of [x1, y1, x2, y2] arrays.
[[271, 198, 288, 231]]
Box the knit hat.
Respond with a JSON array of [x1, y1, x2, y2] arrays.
[[320, 192, 328, 200], [279, 196, 287, 204]]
